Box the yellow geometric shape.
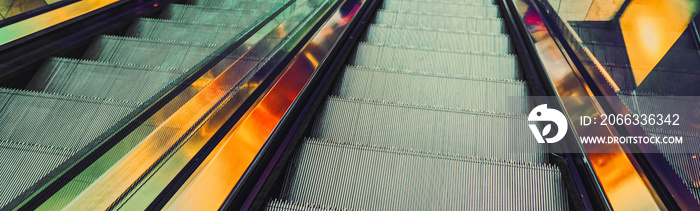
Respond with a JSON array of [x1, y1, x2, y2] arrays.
[[619, 0, 698, 86]]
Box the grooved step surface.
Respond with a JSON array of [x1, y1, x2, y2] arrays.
[[383, 0, 499, 18], [190, 0, 286, 9], [27, 58, 184, 103], [162, 4, 271, 25], [311, 97, 544, 162], [365, 24, 510, 53], [0, 88, 138, 150], [265, 199, 351, 211], [128, 18, 247, 45], [375, 10, 503, 34], [84, 36, 220, 69], [283, 139, 566, 210], [335, 66, 528, 114], [352, 43, 519, 80]]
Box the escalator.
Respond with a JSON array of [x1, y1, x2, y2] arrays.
[[4, 0, 699, 209], [569, 19, 700, 203], [0, 0, 323, 208], [257, 0, 569, 209]]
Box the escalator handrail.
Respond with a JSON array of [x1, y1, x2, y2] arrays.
[[0, 0, 79, 28], [496, 0, 611, 210], [219, 0, 382, 209], [525, 0, 700, 209]]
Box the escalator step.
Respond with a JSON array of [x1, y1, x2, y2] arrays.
[[310, 96, 544, 162], [190, 0, 286, 10], [162, 4, 270, 26], [282, 138, 566, 210], [365, 24, 510, 54], [0, 88, 138, 150], [353, 42, 519, 80], [127, 18, 246, 45], [0, 142, 72, 208], [27, 58, 184, 103], [83, 35, 220, 69], [375, 10, 503, 34], [335, 66, 528, 113], [265, 199, 350, 211], [383, 0, 499, 18], [386, 0, 494, 5]]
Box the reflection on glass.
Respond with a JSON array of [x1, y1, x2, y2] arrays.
[[516, 1, 665, 210], [620, 0, 699, 86]]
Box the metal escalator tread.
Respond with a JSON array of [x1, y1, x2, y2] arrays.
[[365, 24, 510, 54], [265, 199, 351, 211], [374, 10, 504, 34], [353, 42, 519, 80], [162, 4, 272, 25], [281, 138, 566, 210], [127, 18, 247, 45], [0, 0, 313, 208], [0, 88, 138, 149], [269, 0, 569, 208], [190, 0, 288, 9], [383, 0, 499, 18], [0, 88, 138, 208], [83, 35, 222, 69], [335, 65, 528, 114], [310, 96, 543, 163], [27, 58, 184, 103]]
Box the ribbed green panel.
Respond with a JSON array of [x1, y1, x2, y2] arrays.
[[374, 10, 503, 34], [0, 144, 71, 208], [0, 88, 137, 208], [283, 138, 566, 210], [27, 58, 184, 103], [191, 0, 287, 10], [335, 66, 528, 114], [352, 43, 519, 80], [385, 0, 494, 5], [365, 24, 510, 54], [383, 1, 499, 18], [162, 4, 270, 25], [0, 89, 137, 149], [128, 18, 247, 45], [83, 36, 220, 69], [310, 97, 543, 162]]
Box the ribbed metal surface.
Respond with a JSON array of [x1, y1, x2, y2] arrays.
[[264, 0, 569, 209], [162, 4, 271, 25], [310, 96, 542, 162], [282, 138, 565, 210], [365, 24, 510, 53], [27, 58, 184, 103], [128, 18, 247, 45], [374, 10, 504, 34], [83, 36, 220, 69], [190, 0, 287, 9], [335, 66, 528, 114], [383, 1, 499, 18], [0, 88, 138, 149], [266, 199, 351, 211], [352, 42, 519, 80], [0, 88, 138, 208], [0, 0, 295, 209]]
